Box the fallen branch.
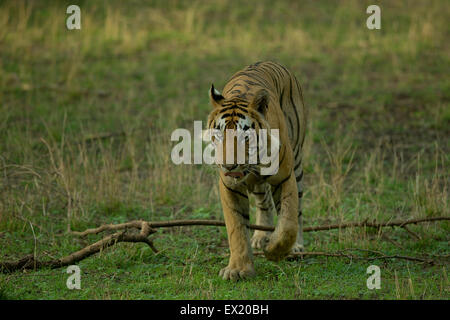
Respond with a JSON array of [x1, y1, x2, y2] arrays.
[[71, 220, 152, 236], [0, 221, 156, 273], [254, 250, 440, 265], [301, 216, 449, 232], [72, 215, 450, 236], [401, 225, 422, 240], [1, 216, 448, 273]]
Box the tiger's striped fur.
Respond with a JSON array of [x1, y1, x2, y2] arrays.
[[207, 61, 307, 281]]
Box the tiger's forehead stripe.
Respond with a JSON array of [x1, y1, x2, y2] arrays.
[[213, 111, 253, 131], [219, 105, 248, 113]]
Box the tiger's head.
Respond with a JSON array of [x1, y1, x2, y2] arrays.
[[206, 84, 279, 181]]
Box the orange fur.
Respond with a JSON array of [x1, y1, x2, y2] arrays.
[[207, 61, 307, 281]]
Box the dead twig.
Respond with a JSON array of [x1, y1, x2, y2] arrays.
[[302, 216, 449, 232], [401, 225, 422, 240], [0, 221, 157, 273], [71, 220, 150, 237], [72, 215, 450, 235], [1, 216, 448, 273], [253, 250, 438, 265]]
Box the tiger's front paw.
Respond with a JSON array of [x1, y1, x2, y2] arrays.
[[290, 243, 305, 254], [219, 265, 255, 281], [251, 232, 270, 250], [263, 230, 296, 262], [263, 242, 288, 262]]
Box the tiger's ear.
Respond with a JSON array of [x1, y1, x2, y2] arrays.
[[250, 89, 269, 115], [209, 84, 224, 108]]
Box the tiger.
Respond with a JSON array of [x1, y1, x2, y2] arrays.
[[206, 61, 307, 281]]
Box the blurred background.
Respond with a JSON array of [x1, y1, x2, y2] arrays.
[[0, 0, 448, 299]]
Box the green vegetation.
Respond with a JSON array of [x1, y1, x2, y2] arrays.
[[0, 0, 448, 299]]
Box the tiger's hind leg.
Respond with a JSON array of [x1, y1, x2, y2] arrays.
[[250, 183, 275, 250], [291, 170, 305, 253]]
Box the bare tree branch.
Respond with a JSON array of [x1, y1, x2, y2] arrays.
[[71, 215, 450, 236], [1, 216, 448, 273], [1, 221, 157, 273], [254, 250, 440, 265]]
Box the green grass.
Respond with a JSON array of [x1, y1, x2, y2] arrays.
[[0, 0, 449, 299]]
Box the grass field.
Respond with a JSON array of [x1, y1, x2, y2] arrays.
[[0, 0, 449, 299]]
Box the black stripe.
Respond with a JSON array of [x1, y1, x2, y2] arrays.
[[266, 63, 283, 93], [219, 105, 248, 113], [242, 79, 260, 87], [228, 71, 251, 83], [280, 191, 295, 202], [264, 67, 279, 91], [275, 200, 281, 213], [240, 211, 250, 220], [248, 72, 272, 88], [219, 106, 237, 112], [288, 76, 301, 149], [268, 62, 286, 82], [273, 173, 291, 196], [221, 177, 248, 199], [288, 117, 294, 139], [224, 83, 244, 94], [294, 139, 301, 160], [277, 63, 291, 75], [296, 171, 304, 182], [294, 74, 306, 146], [278, 145, 286, 167], [294, 159, 302, 172], [279, 88, 284, 108], [249, 61, 263, 68], [221, 194, 250, 220], [254, 118, 264, 132], [231, 70, 271, 89]]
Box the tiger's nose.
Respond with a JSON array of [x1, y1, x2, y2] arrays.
[[222, 164, 237, 171]]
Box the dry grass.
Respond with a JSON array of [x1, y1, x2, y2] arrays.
[[0, 0, 448, 299]]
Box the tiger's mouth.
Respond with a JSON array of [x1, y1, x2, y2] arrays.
[[224, 171, 245, 178]]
